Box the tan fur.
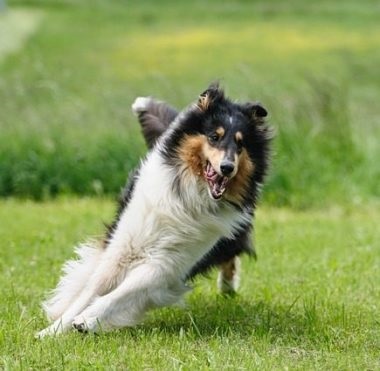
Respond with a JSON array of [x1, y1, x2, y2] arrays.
[[202, 141, 225, 174], [198, 94, 211, 111], [225, 149, 254, 204], [216, 127, 225, 138], [235, 131, 243, 142], [219, 258, 237, 281], [218, 257, 241, 293], [178, 135, 207, 176]]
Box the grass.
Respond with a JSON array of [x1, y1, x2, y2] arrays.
[[0, 198, 379, 369], [0, 0, 379, 205], [0, 8, 43, 62], [0, 2, 379, 367]]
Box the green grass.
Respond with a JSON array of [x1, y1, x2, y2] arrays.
[[0, 9, 44, 62], [0, 198, 379, 369], [0, 0, 379, 205], [1, 3, 379, 367]]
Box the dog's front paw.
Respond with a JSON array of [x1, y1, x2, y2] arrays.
[[72, 316, 99, 333], [35, 327, 52, 339], [72, 320, 88, 333], [35, 323, 64, 339]]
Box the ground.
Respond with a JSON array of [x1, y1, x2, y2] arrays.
[[0, 198, 378, 369]]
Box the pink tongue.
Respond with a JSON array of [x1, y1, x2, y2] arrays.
[[206, 162, 217, 179]]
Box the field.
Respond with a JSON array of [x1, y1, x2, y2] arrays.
[[1, 0, 379, 369], [1, 0, 379, 206], [0, 199, 379, 369]]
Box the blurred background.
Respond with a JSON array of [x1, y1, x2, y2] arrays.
[[1, 0, 379, 208]]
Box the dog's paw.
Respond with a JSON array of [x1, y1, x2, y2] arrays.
[[217, 272, 240, 296], [35, 324, 63, 339], [132, 97, 152, 115], [72, 321, 88, 333], [72, 316, 99, 333], [35, 328, 50, 339]]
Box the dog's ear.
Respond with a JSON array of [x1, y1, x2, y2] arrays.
[[243, 102, 268, 121], [197, 82, 225, 111]]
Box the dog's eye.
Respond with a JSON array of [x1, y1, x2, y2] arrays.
[[208, 134, 219, 143]]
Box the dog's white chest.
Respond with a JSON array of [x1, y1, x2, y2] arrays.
[[108, 152, 247, 276]]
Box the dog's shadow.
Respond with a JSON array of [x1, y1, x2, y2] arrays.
[[124, 294, 319, 341]]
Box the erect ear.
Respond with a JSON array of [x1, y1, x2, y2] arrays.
[[197, 82, 225, 111], [243, 102, 268, 120]]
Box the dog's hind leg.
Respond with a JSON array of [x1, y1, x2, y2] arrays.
[[217, 257, 241, 294], [42, 243, 103, 321]]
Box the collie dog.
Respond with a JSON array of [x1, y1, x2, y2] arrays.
[[36, 83, 271, 337]]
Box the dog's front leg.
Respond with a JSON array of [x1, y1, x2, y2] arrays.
[[36, 285, 99, 338], [36, 250, 125, 338], [72, 264, 184, 333]]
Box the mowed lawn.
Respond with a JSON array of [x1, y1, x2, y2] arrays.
[[0, 198, 379, 369]]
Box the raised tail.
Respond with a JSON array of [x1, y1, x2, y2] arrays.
[[132, 97, 178, 149]]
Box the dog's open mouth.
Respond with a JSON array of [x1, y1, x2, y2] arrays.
[[204, 161, 229, 200]]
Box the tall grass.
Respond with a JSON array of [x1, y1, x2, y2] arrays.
[[267, 78, 372, 207], [0, 131, 145, 199], [1, 0, 379, 206]]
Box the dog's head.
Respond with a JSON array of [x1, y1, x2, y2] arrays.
[[174, 83, 270, 203]]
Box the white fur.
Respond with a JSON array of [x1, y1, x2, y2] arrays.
[[42, 243, 102, 321], [131, 97, 152, 115], [36, 137, 250, 338]]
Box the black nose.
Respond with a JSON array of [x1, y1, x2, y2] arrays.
[[220, 161, 235, 176]]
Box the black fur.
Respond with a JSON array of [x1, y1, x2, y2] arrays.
[[104, 168, 140, 246], [136, 99, 178, 148]]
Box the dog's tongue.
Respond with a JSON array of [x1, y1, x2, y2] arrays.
[[205, 162, 229, 199]]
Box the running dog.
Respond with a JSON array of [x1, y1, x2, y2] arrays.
[[36, 83, 271, 337]]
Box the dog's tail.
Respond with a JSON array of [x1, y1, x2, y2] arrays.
[[42, 242, 103, 321], [132, 97, 178, 149]]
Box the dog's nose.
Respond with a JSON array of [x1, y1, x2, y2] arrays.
[[220, 161, 235, 176]]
